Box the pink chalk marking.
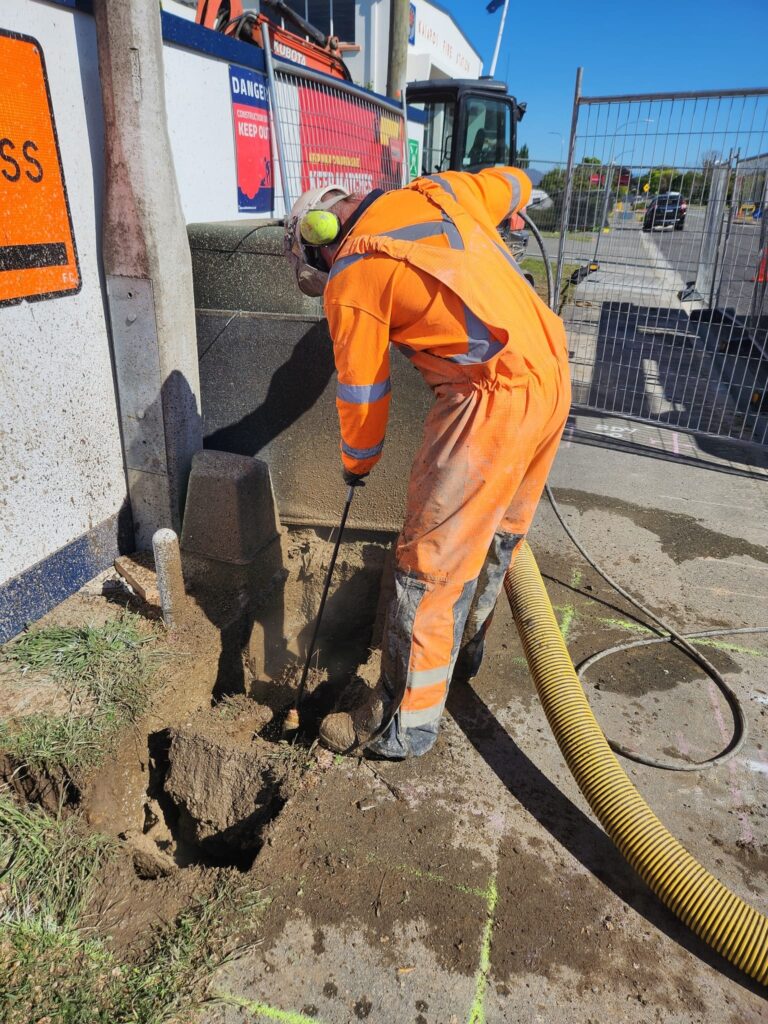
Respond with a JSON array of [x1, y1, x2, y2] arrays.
[[671, 431, 680, 455], [707, 681, 753, 846], [675, 730, 690, 757]]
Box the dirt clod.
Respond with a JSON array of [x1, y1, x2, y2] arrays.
[[123, 829, 178, 879], [161, 699, 305, 864]]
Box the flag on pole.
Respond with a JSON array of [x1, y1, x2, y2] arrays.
[[486, 0, 505, 12]]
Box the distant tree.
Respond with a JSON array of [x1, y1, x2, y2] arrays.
[[636, 166, 682, 195], [574, 156, 604, 189], [517, 143, 530, 169], [539, 167, 566, 195]]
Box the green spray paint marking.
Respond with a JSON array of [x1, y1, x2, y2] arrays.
[[570, 568, 583, 589], [559, 605, 575, 642], [467, 875, 498, 1024], [398, 861, 487, 899], [212, 994, 325, 1024], [597, 616, 766, 657]]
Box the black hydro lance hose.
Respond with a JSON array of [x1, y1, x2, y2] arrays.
[[519, 209, 766, 772]]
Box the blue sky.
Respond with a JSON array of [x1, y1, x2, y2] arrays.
[[434, 0, 768, 163]]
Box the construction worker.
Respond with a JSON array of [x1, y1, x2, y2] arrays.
[[285, 168, 571, 758]]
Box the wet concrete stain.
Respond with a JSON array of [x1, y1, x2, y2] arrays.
[[250, 766, 492, 979], [591, 638, 741, 696], [354, 996, 373, 1018], [554, 488, 768, 565], [490, 841, 708, 1015]]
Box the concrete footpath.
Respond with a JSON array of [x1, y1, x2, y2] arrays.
[[200, 426, 768, 1024]]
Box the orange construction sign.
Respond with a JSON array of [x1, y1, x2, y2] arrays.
[[0, 29, 80, 306]]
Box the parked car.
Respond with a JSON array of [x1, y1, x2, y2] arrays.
[[643, 193, 688, 231]]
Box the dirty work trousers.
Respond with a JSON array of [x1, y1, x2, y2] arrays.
[[369, 348, 571, 759]]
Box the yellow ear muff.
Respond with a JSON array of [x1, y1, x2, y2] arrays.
[[300, 209, 342, 247]]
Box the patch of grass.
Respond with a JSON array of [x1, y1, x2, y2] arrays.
[[0, 793, 264, 1024], [4, 617, 152, 680], [520, 257, 582, 305], [537, 229, 595, 241], [0, 615, 158, 776], [0, 793, 111, 931]]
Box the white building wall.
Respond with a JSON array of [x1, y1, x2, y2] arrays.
[[344, 0, 482, 92], [163, 44, 242, 223], [0, 1, 127, 597]]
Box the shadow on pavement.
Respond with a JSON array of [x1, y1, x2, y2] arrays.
[[447, 682, 766, 998], [573, 301, 768, 468]]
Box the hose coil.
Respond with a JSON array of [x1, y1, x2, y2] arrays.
[[505, 542, 768, 985]]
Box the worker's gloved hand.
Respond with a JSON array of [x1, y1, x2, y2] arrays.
[[343, 468, 369, 487]]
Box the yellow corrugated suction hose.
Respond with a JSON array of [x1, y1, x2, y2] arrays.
[[505, 541, 768, 985]]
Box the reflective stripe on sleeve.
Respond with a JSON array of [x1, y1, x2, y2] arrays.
[[428, 174, 457, 200], [501, 171, 522, 213], [341, 439, 385, 460], [328, 251, 369, 282], [440, 212, 464, 250], [337, 379, 392, 404]]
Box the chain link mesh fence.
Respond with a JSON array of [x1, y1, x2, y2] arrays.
[[547, 79, 768, 450], [265, 53, 406, 215]]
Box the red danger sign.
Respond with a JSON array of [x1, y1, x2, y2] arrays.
[[0, 29, 80, 306]]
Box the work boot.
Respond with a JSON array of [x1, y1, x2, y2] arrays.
[[318, 692, 388, 754]]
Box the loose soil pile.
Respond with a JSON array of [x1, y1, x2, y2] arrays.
[[0, 524, 394, 973]]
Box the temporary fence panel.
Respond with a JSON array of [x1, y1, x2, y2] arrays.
[[263, 36, 407, 215], [553, 77, 768, 450]]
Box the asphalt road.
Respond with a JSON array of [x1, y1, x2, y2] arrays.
[[647, 207, 766, 316]]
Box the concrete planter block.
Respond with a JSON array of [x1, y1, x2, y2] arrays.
[[181, 450, 280, 566]]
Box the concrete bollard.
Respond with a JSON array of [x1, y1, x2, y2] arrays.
[[152, 529, 188, 629]]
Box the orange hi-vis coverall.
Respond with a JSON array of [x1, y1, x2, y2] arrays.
[[324, 168, 571, 757]]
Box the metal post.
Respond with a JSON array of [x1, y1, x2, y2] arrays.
[[94, 0, 202, 548], [489, 0, 510, 78], [554, 67, 583, 302], [748, 172, 768, 328], [592, 161, 613, 264], [714, 153, 738, 309], [401, 89, 409, 186], [693, 153, 733, 306], [262, 21, 294, 212]]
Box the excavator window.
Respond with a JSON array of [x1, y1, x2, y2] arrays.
[[462, 96, 512, 170], [412, 98, 456, 175]]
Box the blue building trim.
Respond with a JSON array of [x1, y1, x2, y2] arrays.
[[43, 1, 269, 73], [43, 2, 411, 106], [0, 509, 133, 644], [160, 11, 266, 72], [43, 0, 93, 11]]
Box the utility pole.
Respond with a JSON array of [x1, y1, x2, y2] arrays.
[[387, 0, 410, 99], [94, 0, 203, 550]]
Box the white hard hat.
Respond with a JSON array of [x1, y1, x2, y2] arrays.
[[285, 184, 351, 296]]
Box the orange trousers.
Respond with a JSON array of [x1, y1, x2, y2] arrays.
[[369, 346, 571, 758]]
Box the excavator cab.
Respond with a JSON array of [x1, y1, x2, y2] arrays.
[[406, 79, 525, 177]]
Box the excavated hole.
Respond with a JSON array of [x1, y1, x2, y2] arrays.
[[124, 527, 391, 877], [143, 704, 301, 872]]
